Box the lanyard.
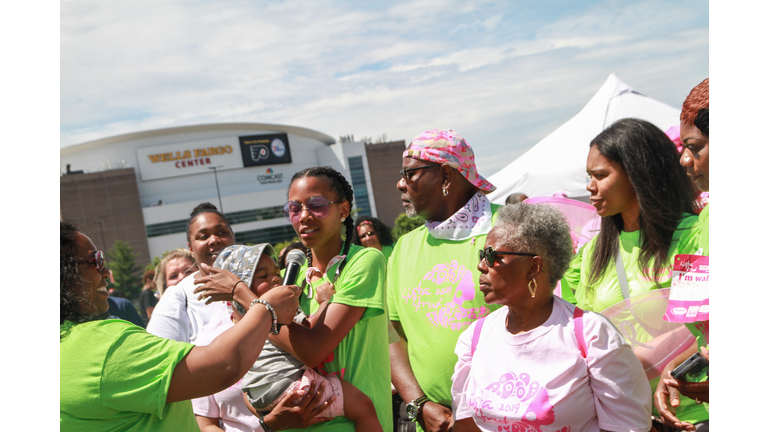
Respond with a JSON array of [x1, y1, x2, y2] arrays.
[[304, 254, 346, 299]]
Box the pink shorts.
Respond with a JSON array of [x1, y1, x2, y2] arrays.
[[269, 369, 344, 418]]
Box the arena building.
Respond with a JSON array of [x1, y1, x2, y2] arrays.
[[60, 123, 405, 265]]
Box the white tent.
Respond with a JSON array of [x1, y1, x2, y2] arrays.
[[487, 73, 681, 203]]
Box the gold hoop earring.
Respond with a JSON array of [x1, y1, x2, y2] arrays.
[[528, 279, 537, 298], [443, 188, 449, 196]]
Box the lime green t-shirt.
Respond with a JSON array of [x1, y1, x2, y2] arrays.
[[387, 206, 502, 412], [684, 203, 709, 351], [560, 213, 707, 423], [381, 243, 394, 262], [290, 244, 392, 432], [697, 203, 709, 256], [561, 213, 701, 312], [60, 319, 196, 432]]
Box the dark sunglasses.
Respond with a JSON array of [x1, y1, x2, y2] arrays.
[[77, 250, 105, 273], [283, 196, 341, 223], [358, 231, 377, 239], [400, 164, 442, 182], [478, 247, 536, 266]]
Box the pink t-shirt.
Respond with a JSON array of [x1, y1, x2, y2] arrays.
[[451, 297, 651, 432]]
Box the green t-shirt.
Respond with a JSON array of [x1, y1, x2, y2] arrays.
[[381, 243, 394, 262], [684, 203, 709, 351], [60, 319, 196, 432], [387, 205, 502, 412], [290, 244, 392, 432], [697, 203, 709, 256], [561, 213, 701, 312], [560, 213, 707, 423]]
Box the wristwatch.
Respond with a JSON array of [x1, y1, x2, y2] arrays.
[[405, 395, 430, 421]]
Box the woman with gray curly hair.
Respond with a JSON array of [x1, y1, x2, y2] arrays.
[[450, 203, 651, 432]]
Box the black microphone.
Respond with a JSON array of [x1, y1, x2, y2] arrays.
[[283, 249, 307, 286]]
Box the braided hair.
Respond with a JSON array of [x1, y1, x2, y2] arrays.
[[289, 166, 355, 274], [186, 202, 232, 243], [61, 221, 98, 335]]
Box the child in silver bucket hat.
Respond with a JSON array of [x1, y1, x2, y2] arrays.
[[212, 244, 383, 431]]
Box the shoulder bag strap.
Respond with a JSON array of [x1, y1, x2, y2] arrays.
[[615, 250, 631, 301], [470, 317, 486, 357]]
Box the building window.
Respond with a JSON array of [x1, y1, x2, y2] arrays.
[[234, 224, 297, 246], [347, 156, 371, 217], [145, 204, 285, 237]]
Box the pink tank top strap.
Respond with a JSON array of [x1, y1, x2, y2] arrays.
[[470, 317, 486, 357], [574, 307, 587, 359]]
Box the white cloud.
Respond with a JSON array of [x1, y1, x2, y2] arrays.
[[61, 0, 708, 177]]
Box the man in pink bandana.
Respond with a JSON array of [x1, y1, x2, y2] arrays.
[[387, 129, 502, 432]]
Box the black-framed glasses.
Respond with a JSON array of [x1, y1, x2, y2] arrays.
[[400, 164, 442, 182], [77, 250, 105, 273], [283, 196, 342, 223], [478, 247, 536, 266], [358, 231, 377, 240]]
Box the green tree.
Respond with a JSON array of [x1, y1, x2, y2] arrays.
[[108, 239, 143, 300], [392, 213, 425, 240], [145, 254, 163, 272]]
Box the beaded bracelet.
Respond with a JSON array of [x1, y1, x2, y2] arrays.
[[249, 298, 280, 335]]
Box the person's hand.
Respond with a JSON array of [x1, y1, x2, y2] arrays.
[[654, 370, 696, 431], [666, 346, 709, 404], [263, 379, 335, 430], [193, 264, 243, 304], [259, 285, 300, 324], [315, 281, 336, 304], [700, 346, 709, 361], [418, 401, 454, 432]]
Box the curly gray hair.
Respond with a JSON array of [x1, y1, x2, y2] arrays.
[[493, 203, 573, 289]]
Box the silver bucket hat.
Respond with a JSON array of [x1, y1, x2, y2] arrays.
[[213, 243, 277, 314]]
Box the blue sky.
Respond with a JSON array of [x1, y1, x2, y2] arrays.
[[60, 0, 709, 177]]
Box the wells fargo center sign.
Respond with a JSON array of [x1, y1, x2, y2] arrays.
[[136, 133, 292, 181]]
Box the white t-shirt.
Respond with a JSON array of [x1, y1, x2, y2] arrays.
[[451, 297, 651, 432], [146, 271, 228, 344], [191, 315, 264, 432]]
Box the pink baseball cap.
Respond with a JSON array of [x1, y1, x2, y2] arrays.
[[403, 129, 496, 193]]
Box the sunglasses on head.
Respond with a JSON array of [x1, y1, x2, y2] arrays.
[[283, 196, 342, 223], [478, 247, 536, 266], [78, 250, 105, 273]]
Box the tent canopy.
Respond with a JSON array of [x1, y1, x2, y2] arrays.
[[488, 74, 681, 203]]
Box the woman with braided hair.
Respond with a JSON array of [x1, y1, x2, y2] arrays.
[[196, 166, 392, 431]]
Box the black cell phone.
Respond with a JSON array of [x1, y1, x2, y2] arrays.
[[671, 352, 709, 380]]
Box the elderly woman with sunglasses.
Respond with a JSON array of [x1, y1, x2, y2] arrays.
[[450, 204, 651, 432]]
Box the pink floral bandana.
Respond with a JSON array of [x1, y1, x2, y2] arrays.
[[425, 192, 493, 240], [403, 129, 496, 194]]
